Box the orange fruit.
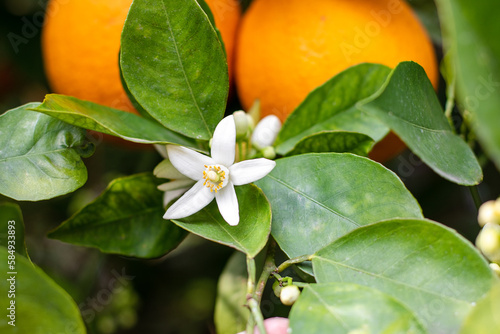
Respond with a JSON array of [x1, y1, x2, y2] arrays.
[[235, 0, 438, 162], [236, 0, 438, 122], [42, 0, 135, 113], [42, 0, 240, 114]]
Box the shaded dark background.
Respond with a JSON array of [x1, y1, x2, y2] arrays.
[[0, 0, 499, 333]]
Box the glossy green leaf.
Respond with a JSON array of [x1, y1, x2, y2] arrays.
[[195, 0, 226, 56], [0, 202, 28, 259], [255, 153, 422, 261], [435, 0, 500, 170], [49, 173, 186, 258], [214, 251, 249, 334], [275, 63, 391, 155], [120, 0, 228, 140], [0, 247, 86, 333], [172, 184, 271, 258], [285, 131, 374, 157], [460, 283, 500, 334], [0, 103, 90, 201], [358, 61, 482, 185], [313, 219, 497, 334], [290, 283, 426, 334], [32, 94, 198, 148]]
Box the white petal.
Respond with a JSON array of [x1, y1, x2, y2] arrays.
[[153, 159, 187, 179], [167, 145, 214, 181], [229, 159, 276, 185], [163, 180, 215, 220], [251, 115, 282, 149], [163, 187, 190, 208], [157, 179, 195, 191], [154, 144, 169, 159], [215, 182, 239, 226], [211, 115, 236, 166]]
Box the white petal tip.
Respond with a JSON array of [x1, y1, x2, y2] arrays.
[[227, 219, 239, 226]]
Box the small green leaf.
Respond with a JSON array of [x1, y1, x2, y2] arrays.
[[275, 63, 391, 155], [313, 219, 497, 334], [120, 0, 228, 140], [49, 173, 186, 258], [173, 184, 271, 258], [285, 131, 374, 157], [32, 94, 198, 148], [0, 202, 28, 259], [0, 247, 86, 333], [289, 283, 426, 334], [214, 251, 249, 334], [0, 103, 90, 201], [358, 61, 483, 185], [435, 0, 500, 170], [255, 153, 422, 261], [460, 283, 500, 334]]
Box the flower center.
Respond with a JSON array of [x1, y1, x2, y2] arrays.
[[203, 165, 227, 192]]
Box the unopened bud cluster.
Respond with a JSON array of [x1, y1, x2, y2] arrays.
[[476, 198, 500, 268], [232, 108, 282, 159]]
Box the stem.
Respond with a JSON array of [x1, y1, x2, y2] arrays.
[[255, 239, 277, 302], [276, 254, 314, 273], [247, 256, 257, 296], [469, 186, 482, 210], [248, 298, 267, 334]]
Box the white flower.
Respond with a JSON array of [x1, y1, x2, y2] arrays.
[[163, 115, 276, 226], [153, 157, 195, 207]]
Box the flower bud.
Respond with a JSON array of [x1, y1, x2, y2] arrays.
[[478, 200, 500, 227], [262, 146, 276, 160], [251, 115, 282, 150], [476, 223, 500, 263], [233, 110, 254, 140], [490, 263, 500, 277], [280, 285, 300, 306]]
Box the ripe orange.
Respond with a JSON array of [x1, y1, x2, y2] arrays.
[[235, 0, 438, 162], [42, 0, 240, 115]]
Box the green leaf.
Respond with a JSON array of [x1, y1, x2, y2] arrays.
[[435, 0, 500, 170], [195, 0, 226, 57], [0, 103, 90, 201], [289, 283, 426, 334], [358, 61, 483, 185], [49, 173, 186, 258], [275, 63, 391, 155], [214, 251, 249, 334], [120, 0, 228, 140], [0, 247, 86, 333], [255, 153, 422, 260], [32, 94, 198, 148], [172, 184, 271, 258], [313, 219, 497, 334], [285, 131, 374, 157], [460, 283, 500, 334], [0, 202, 29, 259]]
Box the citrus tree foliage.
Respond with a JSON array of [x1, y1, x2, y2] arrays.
[[0, 0, 499, 333]]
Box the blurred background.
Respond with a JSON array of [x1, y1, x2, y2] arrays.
[[0, 0, 499, 333]]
